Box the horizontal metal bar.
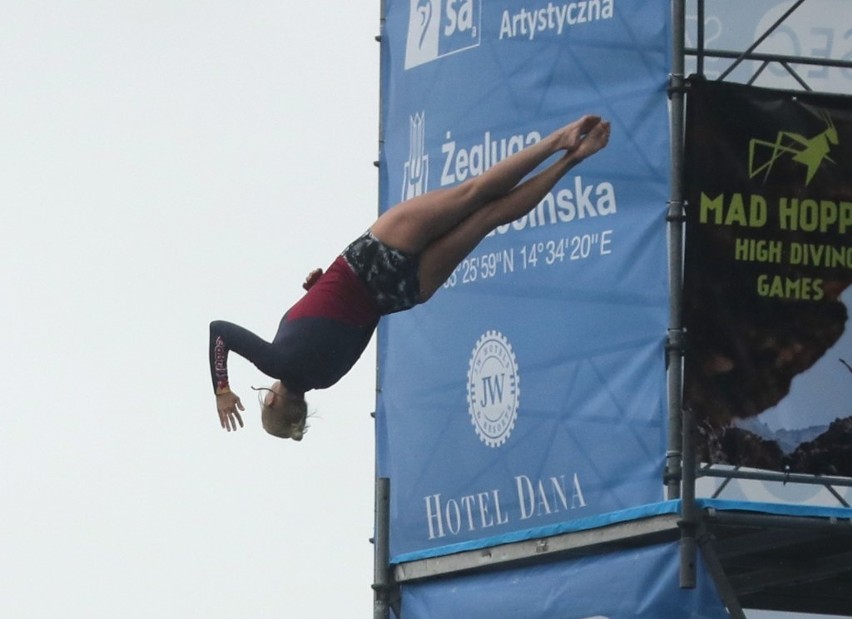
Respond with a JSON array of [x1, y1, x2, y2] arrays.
[[703, 509, 852, 533], [393, 515, 681, 582], [685, 47, 852, 70], [698, 466, 852, 488]]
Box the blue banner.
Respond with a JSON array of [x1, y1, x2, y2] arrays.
[[398, 542, 729, 619], [377, 0, 671, 560]]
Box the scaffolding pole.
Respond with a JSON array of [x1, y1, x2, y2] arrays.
[[373, 1, 389, 616], [667, 0, 700, 590], [373, 477, 392, 619], [665, 0, 687, 504]]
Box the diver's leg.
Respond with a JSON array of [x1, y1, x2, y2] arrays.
[[417, 120, 611, 300], [370, 115, 604, 255]]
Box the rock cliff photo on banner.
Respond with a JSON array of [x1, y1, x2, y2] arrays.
[[683, 78, 852, 476]]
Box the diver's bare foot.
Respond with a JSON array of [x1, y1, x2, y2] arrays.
[[569, 118, 611, 162], [553, 115, 602, 153]]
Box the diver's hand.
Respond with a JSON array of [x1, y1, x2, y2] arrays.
[[216, 391, 244, 432]]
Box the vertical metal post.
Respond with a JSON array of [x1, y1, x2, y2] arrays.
[[373, 477, 391, 619], [696, 0, 705, 76], [668, 0, 699, 589], [374, 4, 390, 617], [665, 0, 687, 502]]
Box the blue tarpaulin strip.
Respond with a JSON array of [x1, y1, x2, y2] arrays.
[[392, 500, 681, 564], [391, 498, 852, 565], [697, 498, 852, 520]]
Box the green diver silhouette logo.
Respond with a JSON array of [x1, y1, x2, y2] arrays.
[[748, 111, 838, 186]]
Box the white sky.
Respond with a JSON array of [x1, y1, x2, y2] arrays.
[[1, 3, 379, 617]]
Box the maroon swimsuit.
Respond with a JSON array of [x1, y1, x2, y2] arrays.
[[209, 256, 380, 394]]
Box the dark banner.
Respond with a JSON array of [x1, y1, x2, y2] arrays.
[[683, 78, 852, 476]]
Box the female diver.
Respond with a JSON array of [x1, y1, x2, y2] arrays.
[[209, 115, 611, 440]]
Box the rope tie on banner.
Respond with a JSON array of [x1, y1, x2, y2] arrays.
[[664, 450, 683, 486], [667, 72, 689, 98], [666, 200, 687, 222], [666, 328, 686, 356]]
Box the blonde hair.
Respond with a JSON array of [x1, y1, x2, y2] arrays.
[[256, 389, 309, 441]]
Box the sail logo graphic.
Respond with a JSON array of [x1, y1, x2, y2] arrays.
[[404, 0, 481, 70], [748, 112, 839, 186], [467, 331, 519, 448]]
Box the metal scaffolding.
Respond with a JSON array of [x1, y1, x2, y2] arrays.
[[373, 1, 852, 616], [674, 0, 852, 613]]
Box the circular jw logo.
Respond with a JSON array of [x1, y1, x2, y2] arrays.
[[467, 331, 519, 448]]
